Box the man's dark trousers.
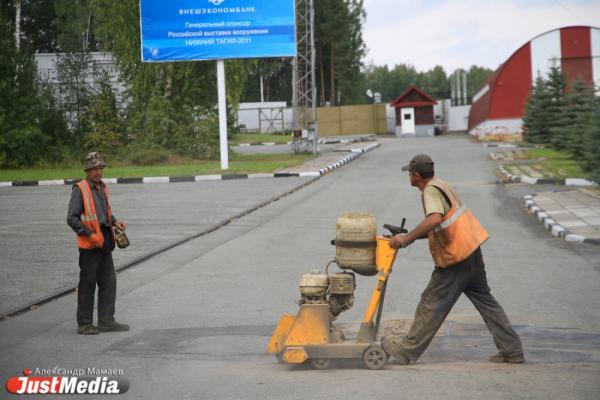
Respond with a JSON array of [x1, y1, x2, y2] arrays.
[[77, 227, 116, 326], [398, 247, 523, 361]]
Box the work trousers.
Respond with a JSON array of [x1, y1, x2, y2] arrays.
[[398, 247, 523, 361], [77, 227, 116, 326]]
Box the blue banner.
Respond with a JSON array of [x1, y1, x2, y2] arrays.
[[139, 0, 297, 62]]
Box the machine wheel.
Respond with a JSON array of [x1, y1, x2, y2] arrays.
[[362, 345, 387, 370], [310, 358, 330, 370]]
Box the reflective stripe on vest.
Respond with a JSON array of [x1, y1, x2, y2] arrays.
[[433, 204, 466, 232], [425, 178, 489, 268]]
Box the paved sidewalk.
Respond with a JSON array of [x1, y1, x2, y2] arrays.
[[524, 189, 600, 244], [276, 141, 379, 174]]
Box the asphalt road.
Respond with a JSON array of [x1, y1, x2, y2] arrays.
[[0, 177, 313, 316], [1, 136, 599, 399]]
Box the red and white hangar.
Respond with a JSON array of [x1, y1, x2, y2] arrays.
[[468, 25, 600, 137]]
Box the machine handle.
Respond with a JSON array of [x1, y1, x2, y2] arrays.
[[383, 218, 407, 236]]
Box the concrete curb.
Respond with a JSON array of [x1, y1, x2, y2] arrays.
[[523, 194, 599, 245], [0, 143, 380, 188], [497, 163, 596, 186], [236, 137, 376, 147], [237, 142, 285, 146], [484, 143, 518, 148]]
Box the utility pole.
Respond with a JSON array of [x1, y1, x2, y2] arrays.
[[292, 0, 317, 155]]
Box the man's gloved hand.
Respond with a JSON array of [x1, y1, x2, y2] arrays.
[[390, 234, 413, 249]]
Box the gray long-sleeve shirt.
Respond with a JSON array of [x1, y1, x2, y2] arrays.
[[67, 177, 117, 236]]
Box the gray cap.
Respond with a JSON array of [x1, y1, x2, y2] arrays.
[[401, 154, 434, 174], [83, 152, 107, 171]]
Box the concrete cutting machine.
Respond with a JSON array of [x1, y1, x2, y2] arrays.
[[267, 214, 407, 370]]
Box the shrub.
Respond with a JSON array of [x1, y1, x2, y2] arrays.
[[123, 145, 170, 166]]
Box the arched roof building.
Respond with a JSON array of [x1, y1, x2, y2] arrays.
[[468, 26, 600, 137]]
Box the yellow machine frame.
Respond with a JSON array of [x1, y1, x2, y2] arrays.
[[267, 236, 399, 369]]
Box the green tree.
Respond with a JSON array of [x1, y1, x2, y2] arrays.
[[546, 65, 567, 149], [585, 92, 600, 183], [386, 64, 419, 99], [53, 0, 98, 143], [363, 63, 390, 101], [561, 79, 595, 158], [85, 71, 124, 156], [21, 0, 58, 52], [0, 9, 46, 168], [89, 0, 247, 158], [522, 74, 552, 143], [241, 59, 292, 103], [420, 65, 449, 99], [363, 63, 490, 103], [315, 0, 366, 106], [467, 65, 494, 99], [36, 78, 70, 162]]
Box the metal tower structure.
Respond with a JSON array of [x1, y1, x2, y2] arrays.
[[292, 0, 318, 154]]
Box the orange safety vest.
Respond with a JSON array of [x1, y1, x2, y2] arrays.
[[423, 178, 489, 268], [75, 179, 114, 250]]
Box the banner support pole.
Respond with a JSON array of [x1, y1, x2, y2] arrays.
[[217, 59, 229, 170]]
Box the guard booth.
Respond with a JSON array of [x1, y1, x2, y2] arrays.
[[390, 85, 438, 137]]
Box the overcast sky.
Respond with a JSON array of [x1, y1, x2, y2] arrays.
[[363, 0, 600, 73]]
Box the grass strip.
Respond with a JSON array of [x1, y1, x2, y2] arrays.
[[523, 148, 587, 178], [230, 133, 291, 145], [0, 153, 313, 182]]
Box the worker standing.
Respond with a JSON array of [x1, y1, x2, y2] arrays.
[[67, 152, 129, 335], [381, 154, 524, 364]]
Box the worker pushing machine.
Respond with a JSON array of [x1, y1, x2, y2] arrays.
[[381, 154, 524, 364]]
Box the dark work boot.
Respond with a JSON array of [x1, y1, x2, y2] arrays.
[[489, 352, 525, 363], [381, 336, 410, 365], [98, 321, 130, 332], [77, 324, 99, 335]]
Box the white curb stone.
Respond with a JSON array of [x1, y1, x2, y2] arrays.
[[39, 180, 65, 186], [143, 176, 169, 183], [248, 173, 274, 179], [195, 175, 222, 181], [565, 234, 586, 243]]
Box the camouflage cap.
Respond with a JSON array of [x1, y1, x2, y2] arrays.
[[83, 152, 107, 171]]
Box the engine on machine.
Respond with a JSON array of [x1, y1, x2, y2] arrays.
[[298, 270, 355, 318]]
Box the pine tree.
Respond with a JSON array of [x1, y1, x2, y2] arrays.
[[522, 74, 552, 143], [546, 65, 567, 149], [562, 79, 595, 158], [584, 91, 600, 183], [315, 0, 366, 105]]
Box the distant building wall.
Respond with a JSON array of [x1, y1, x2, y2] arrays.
[[442, 100, 470, 132], [35, 52, 127, 107], [236, 102, 291, 133], [317, 104, 389, 136]]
